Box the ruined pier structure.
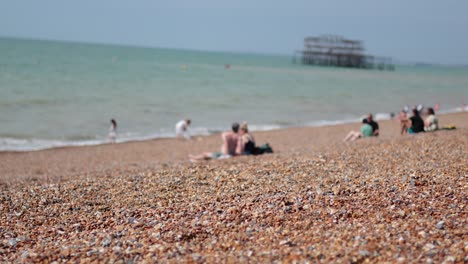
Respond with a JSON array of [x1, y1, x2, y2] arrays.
[[295, 35, 394, 70]]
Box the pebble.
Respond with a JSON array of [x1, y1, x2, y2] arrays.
[[8, 238, 18, 247], [436, 220, 445, 229]]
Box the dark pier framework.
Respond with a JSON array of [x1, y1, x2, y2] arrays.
[[294, 35, 394, 70]]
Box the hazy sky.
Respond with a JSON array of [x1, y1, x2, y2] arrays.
[[1, 0, 468, 64]]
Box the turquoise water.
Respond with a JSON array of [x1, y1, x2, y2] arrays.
[[1, 37, 467, 151]]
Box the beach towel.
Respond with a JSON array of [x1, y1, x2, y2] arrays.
[[441, 125, 457, 130]]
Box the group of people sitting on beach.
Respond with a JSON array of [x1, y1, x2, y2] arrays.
[[344, 105, 440, 142], [189, 122, 272, 162], [398, 106, 438, 135]]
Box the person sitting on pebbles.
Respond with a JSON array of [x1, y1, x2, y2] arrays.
[[236, 122, 256, 155], [366, 113, 379, 136], [408, 108, 425, 134], [424, 107, 439, 132], [399, 111, 410, 135], [189, 122, 240, 162], [343, 118, 373, 142]]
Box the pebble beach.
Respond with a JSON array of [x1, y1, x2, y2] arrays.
[[1, 112, 467, 263]]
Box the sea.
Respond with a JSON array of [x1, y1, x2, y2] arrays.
[[1, 37, 467, 151]]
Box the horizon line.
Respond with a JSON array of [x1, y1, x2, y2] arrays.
[[0, 35, 291, 58], [1, 34, 466, 67]]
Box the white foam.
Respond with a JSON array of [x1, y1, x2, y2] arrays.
[[374, 113, 394, 121], [0, 137, 105, 152], [248, 124, 283, 131], [305, 118, 358, 127], [0, 127, 216, 152]]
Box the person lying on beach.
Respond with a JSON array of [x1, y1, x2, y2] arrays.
[[343, 119, 373, 142], [424, 107, 439, 132], [236, 122, 256, 155], [366, 113, 379, 136], [189, 122, 240, 162], [175, 118, 191, 139]]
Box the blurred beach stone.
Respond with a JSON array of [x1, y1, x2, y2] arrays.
[[0, 113, 467, 262], [436, 220, 445, 229]]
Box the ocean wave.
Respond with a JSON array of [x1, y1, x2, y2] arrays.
[[305, 118, 358, 127], [0, 137, 105, 152], [0, 127, 214, 152]]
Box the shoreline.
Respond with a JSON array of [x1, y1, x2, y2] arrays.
[[1, 111, 467, 184], [2, 108, 467, 153]]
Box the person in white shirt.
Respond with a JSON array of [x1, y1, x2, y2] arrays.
[[424, 107, 439, 132], [175, 119, 191, 139]]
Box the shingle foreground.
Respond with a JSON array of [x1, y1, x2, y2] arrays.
[[1, 131, 467, 263]]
